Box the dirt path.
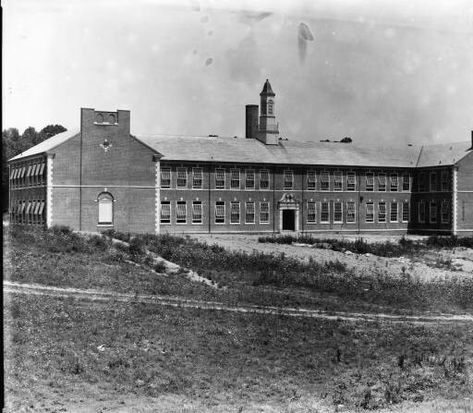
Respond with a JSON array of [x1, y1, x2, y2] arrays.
[[4, 280, 473, 324]]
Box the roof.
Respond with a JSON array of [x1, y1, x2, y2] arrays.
[[260, 79, 275, 96], [136, 134, 429, 168], [9, 129, 80, 161], [416, 141, 471, 167]]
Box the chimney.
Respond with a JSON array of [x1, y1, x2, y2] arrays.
[[470, 130, 473, 150], [245, 105, 259, 139]]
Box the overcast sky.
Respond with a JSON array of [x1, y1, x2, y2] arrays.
[[3, 0, 473, 145]]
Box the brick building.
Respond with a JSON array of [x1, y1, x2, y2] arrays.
[[8, 80, 473, 235]]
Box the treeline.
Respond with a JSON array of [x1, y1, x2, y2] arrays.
[[2, 125, 67, 211]]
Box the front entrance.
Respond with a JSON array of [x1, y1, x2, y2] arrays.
[[282, 209, 296, 231]]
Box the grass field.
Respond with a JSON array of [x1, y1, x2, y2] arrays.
[[4, 225, 473, 412]]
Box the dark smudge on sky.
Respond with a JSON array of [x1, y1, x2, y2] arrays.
[[298, 22, 314, 64], [205, 57, 213, 66]]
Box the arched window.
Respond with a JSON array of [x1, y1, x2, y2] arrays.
[[98, 192, 114, 225], [268, 99, 274, 115]]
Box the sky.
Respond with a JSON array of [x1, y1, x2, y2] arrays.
[[3, 0, 473, 145]]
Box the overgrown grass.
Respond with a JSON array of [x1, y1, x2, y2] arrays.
[[258, 234, 473, 257]]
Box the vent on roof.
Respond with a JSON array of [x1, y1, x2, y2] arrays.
[[208, 134, 218, 137]]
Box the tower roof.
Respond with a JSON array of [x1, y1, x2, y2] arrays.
[[260, 79, 275, 96]]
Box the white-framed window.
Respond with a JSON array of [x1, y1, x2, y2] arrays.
[[334, 172, 343, 191], [307, 202, 316, 223], [378, 174, 387, 192], [402, 202, 410, 223], [283, 170, 293, 190], [429, 200, 437, 224], [366, 173, 374, 191], [260, 169, 270, 189], [161, 167, 171, 188], [98, 193, 113, 225], [430, 172, 438, 192], [346, 172, 356, 191], [402, 174, 410, 191], [215, 201, 225, 224], [160, 201, 171, 224], [268, 99, 274, 115], [192, 167, 203, 189], [366, 202, 374, 223], [215, 168, 225, 189], [245, 169, 255, 189], [334, 202, 343, 223], [346, 201, 356, 223], [192, 201, 202, 224], [321, 202, 330, 223], [390, 202, 398, 222], [321, 171, 330, 191], [245, 201, 255, 224], [307, 171, 316, 190], [230, 169, 240, 189], [418, 201, 426, 223], [260, 202, 270, 224], [441, 170, 449, 192], [378, 202, 386, 222], [177, 167, 187, 188], [441, 200, 450, 224], [230, 201, 240, 224], [176, 201, 187, 224], [390, 173, 398, 192]]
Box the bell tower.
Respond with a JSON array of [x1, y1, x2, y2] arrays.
[[257, 79, 279, 145]]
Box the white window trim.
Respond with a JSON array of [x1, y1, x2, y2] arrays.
[[192, 201, 203, 224], [176, 201, 187, 225], [390, 202, 398, 223], [320, 201, 330, 224], [333, 201, 343, 223], [259, 201, 270, 224], [230, 201, 240, 224], [245, 201, 256, 224]]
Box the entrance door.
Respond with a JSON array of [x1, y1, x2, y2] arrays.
[[282, 210, 296, 231]]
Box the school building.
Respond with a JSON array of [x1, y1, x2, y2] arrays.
[[8, 80, 473, 236]]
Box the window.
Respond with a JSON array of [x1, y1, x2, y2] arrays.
[[215, 168, 225, 189], [390, 202, 398, 222], [346, 202, 356, 223], [192, 201, 202, 224], [245, 202, 255, 224], [307, 171, 316, 190], [176, 201, 187, 224], [260, 169, 269, 189], [346, 172, 356, 191], [321, 202, 330, 223], [366, 202, 374, 223], [390, 174, 398, 192], [215, 201, 225, 224], [192, 168, 203, 189], [230, 169, 240, 189], [268, 99, 274, 115], [441, 170, 449, 192], [334, 171, 343, 191], [378, 202, 386, 222], [334, 202, 343, 223], [260, 202, 270, 224], [160, 201, 171, 224], [245, 170, 255, 189], [283, 170, 293, 190], [177, 168, 187, 188], [161, 167, 171, 188], [430, 172, 437, 192], [441, 200, 450, 224], [418, 201, 426, 223], [98, 193, 113, 225], [402, 174, 410, 191], [321, 171, 330, 191], [429, 201, 437, 224], [230, 201, 240, 224], [378, 174, 386, 191], [307, 202, 316, 223], [366, 173, 374, 191], [402, 202, 410, 223], [418, 173, 426, 192]]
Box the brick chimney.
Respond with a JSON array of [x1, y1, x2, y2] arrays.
[[245, 105, 259, 139]]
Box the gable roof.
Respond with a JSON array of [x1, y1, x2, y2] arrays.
[[416, 141, 471, 167], [136, 134, 424, 168], [9, 129, 80, 161]]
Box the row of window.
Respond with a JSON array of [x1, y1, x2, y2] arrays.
[[10, 200, 46, 225], [160, 167, 415, 192], [10, 162, 47, 188], [417, 171, 451, 192], [160, 201, 270, 225], [417, 200, 450, 224]]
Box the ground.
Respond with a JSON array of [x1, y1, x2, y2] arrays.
[[4, 226, 473, 412]]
